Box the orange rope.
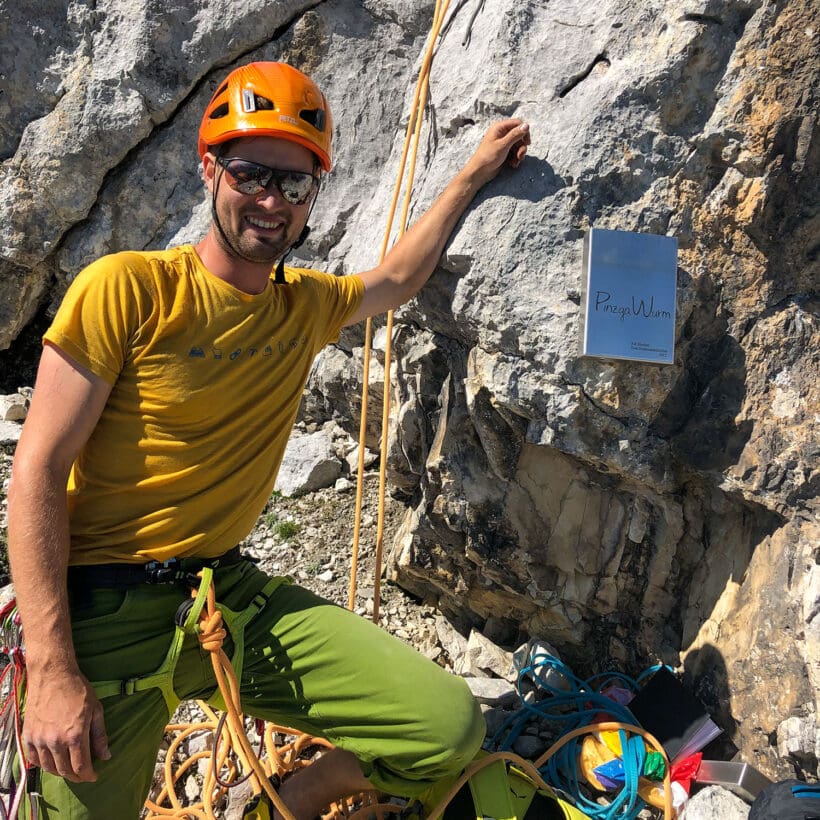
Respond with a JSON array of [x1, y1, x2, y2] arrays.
[[349, 0, 453, 622], [143, 576, 398, 819], [143, 579, 297, 820]]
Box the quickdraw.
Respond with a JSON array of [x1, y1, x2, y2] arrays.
[[0, 599, 39, 819]]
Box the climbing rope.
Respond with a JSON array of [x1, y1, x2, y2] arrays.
[[143, 575, 295, 819], [486, 653, 675, 819], [349, 0, 453, 622], [144, 574, 401, 819]]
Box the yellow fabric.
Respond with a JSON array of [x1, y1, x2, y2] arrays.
[[45, 245, 364, 565]]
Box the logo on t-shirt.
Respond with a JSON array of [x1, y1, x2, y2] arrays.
[[187, 336, 308, 361]]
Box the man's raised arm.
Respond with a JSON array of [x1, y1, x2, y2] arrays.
[[346, 118, 530, 325], [8, 344, 113, 782]]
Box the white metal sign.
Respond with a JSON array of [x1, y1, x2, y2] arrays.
[[580, 228, 678, 364]]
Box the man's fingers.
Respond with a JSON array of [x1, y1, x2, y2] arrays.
[[23, 740, 42, 772], [489, 117, 524, 138], [54, 740, 90, 783], [505, 123, 530, 168], [25, 731, 101, 783], [65, 726, 99, 783], [29, 745, 57, 778], [21, 672, 106, 783], [90, 703, 111, 762]]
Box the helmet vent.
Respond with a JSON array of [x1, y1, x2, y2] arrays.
[[299, 108, 326, 132], [209, 102, 230, 119]]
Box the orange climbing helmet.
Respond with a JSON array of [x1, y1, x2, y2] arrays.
[[198, 62, 333, 171]]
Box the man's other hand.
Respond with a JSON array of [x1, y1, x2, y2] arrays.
[[23, 667, 111, 782]]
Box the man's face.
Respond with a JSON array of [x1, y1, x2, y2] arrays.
[[204, 136, 318, 265]]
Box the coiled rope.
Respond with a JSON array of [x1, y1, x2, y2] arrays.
[[144, 572, 427, 819], [144, 577, 298, 819], [486, 653, 674, 819]]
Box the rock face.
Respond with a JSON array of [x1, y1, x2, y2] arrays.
[[0, 0, 817, 783]]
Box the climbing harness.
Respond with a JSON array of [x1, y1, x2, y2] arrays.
[[89, 572, 259, 714], [141, 570, 406, 820], [66, 546, 243, 590]]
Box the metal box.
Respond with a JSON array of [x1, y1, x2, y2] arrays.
[[580, 228, 678, 364], [695, 759, 773, 802]]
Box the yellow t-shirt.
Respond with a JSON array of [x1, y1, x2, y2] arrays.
[[44, 245, 364, 565]]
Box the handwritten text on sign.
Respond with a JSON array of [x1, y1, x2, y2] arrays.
[[594, 291, 673, 322], [580, 228, 678, 364]]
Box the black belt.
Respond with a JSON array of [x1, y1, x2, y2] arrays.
[[67, 546, 245, 589]]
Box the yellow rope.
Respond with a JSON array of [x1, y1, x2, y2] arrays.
[[349, 0, 453, 622]]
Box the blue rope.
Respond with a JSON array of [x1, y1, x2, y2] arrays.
[[486, 655, 673, 820]]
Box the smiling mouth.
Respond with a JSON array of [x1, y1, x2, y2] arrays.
[[246, 215, 285, 231]]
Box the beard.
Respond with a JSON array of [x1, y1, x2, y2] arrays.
[[213, 202, 299, 265]]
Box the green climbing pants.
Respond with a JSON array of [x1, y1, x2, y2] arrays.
[[27, 560, 484, 818]]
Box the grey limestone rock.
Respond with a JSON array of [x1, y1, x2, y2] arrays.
[[681, 785, 750, 820], [274, 428, 342, 497]]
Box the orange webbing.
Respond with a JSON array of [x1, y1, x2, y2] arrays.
[[348, 0, 453, 621]]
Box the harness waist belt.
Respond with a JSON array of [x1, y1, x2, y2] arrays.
[[67, 546, 245, 588]]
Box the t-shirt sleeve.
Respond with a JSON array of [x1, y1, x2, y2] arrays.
[[295, 269, 365, 351], [43, 254, 149, 384]]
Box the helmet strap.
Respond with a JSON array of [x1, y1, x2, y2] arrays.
[[210, 163, 246, 263], [273, 189, 319, 283]]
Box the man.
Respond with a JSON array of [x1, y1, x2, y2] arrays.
[[8, 62, 530, 818]]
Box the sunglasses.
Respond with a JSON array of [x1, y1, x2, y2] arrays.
[[216, 156, 319, 205]]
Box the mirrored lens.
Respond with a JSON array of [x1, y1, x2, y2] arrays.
[[276, 171, 316, 204], [218, 158, 316, 204]]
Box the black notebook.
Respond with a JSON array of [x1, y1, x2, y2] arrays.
[[627, 668, 722, 763]]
